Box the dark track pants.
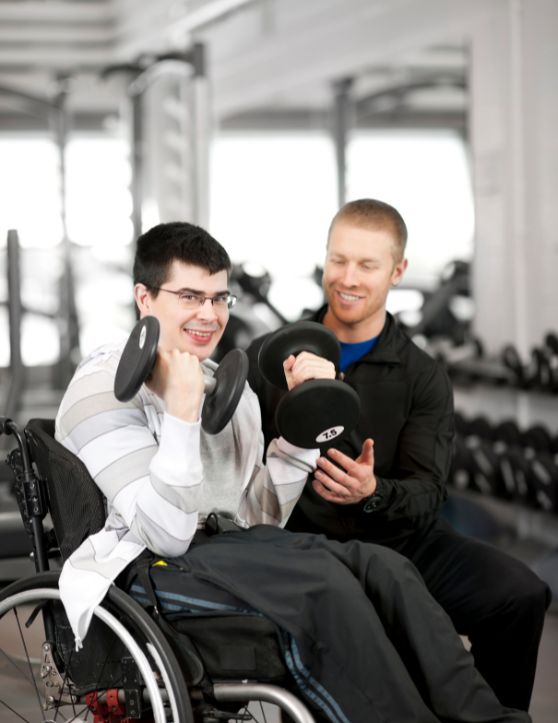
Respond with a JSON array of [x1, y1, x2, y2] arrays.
[[398, 519, 551, 711], [140, 525, 529, 723]]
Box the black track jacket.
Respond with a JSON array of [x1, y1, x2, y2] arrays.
[[246, 308, 455, 549]]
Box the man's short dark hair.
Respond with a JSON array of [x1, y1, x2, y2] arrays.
[[328, 199, 408, 261], [133, 222, 231, 292]]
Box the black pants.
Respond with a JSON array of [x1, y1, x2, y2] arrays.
[[138, 526, 529, 723], [397, 519, 551, 711]]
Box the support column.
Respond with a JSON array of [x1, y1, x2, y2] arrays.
[[332, 77, 354, 209], [470, 0, 558, 353]]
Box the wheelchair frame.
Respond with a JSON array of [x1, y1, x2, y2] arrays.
[[0, 416, 316, 723]]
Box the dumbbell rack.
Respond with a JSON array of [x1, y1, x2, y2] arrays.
[[449, 412, 558, 549]]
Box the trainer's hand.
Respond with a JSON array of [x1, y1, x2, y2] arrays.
[[282, 352, 336, 391], [147, 349, 205, 422], [312, 439, 376, 504]]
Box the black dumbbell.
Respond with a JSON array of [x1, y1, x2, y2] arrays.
[[541, 332, 558, 393], [528, 452, 558, 513], [544, 332, 558, 355], [501, 345, 529, 389], [504, 447, 536, 507], [501, 344, 551, 390], [257, 321, 361, 448], [451, 414, 501, 497], [520, 423, 558, 512], [450, 435, 474, 492], [463, 416, 499, 497], [493, 419, 522, 447], [522, 424, 553, 454], [114, 316, 249, 434], [450, 412, 473, 491], [492, 420, 523, 500]]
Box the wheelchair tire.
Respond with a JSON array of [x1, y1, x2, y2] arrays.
[[0, 571, 194, 723]]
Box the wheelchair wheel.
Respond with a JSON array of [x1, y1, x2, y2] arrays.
[[0, 572, 194, 723]]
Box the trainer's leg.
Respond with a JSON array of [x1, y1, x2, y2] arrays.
[[405, 519, 551, 710], [315, 534, 531, 723]]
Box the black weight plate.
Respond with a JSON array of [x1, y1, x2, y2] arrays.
[[275, 380, 360, 448], [466, 415, 493, 441], [501, 344, 526, 386], [202, 348, 249, 434], [544, 332, 558, 355], [522, 424, 553, 453], [500, 448, 535, 506], [114, 316, 160, 402], [493, 419, 522, 447], [450, 436, 473, 491], [530, 453, 558, 512], [258, 321, 340, 390]]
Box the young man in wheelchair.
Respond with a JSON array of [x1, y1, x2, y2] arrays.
[[56, 221, 529, 723]]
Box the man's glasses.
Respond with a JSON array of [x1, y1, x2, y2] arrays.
[[151, 287, 237, 310]]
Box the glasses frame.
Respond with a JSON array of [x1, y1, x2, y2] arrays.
[[149, 286, 237, 310]]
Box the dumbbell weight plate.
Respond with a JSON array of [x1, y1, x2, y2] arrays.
[[258, 321, 340, 389], [202, 348, 249, 434], [467, 415, 494, 442], [275, 379, 360, 448], [493, 420, 522, 447], [501, 448, 535, 506], [528, 452, 558, 513], [522, 424, 553, 454], [501, 345, 526, 388], [544, 332, 558, 354], [450, 434, 474, 492], [114, 316, 160, 402]]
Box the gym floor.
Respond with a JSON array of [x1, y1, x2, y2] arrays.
[[531, 611, 558, 722]]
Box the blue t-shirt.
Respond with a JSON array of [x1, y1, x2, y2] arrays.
[[339, 336, 379, 372]]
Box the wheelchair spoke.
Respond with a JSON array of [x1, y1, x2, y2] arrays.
[[256, 701, 269, 723], [0, 698, 33, 723], [52, 701, 92, 722], [0, 646, 37, 686], [0, 580, 194, 723], [0, 596, 76, 722], [13, 606, 44, 713]]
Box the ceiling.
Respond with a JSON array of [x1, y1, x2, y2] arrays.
[[0, 0, 468, 132]]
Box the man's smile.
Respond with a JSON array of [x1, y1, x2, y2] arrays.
[[336, 290, 364, 304], [183, 327, 218, 344]]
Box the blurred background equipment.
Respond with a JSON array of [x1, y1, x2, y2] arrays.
[[0, 73, 81, 427], [101, 42, 210, 237]]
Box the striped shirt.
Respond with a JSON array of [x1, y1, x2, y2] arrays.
[[56, 342, 319, 648]]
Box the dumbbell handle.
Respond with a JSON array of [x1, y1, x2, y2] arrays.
[[124, 363, 217, 395], [204, 377, 216, 394]]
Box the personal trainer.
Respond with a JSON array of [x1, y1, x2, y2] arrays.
[[246, 198, 551, 712], [57, 221, 530, 723]]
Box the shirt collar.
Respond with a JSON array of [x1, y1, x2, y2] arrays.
[[310, 305, 402, 365]]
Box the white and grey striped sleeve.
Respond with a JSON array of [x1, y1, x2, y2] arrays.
[[56, 365, 202, 558], [234, 386, 319, 527]]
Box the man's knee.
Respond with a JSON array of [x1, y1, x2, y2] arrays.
[[513, 573, 551, 617], [477, 557, 551, 628], [500, 553, 550, 608]]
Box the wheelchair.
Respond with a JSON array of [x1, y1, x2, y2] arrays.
[[0, 416, 316, 723]]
